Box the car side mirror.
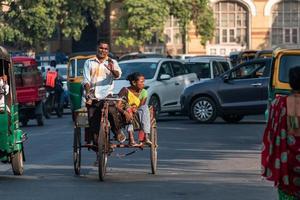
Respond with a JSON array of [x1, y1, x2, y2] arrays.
[[223, 74, 230, 82], [159, 74, 171, 80]]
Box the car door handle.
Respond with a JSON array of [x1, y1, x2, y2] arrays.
[[175, 82, 180, 85], [251, 83, 262, 86], [190, 80, 195, 83]]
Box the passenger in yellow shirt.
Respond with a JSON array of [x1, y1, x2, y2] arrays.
[[118, 72, 151, 146]]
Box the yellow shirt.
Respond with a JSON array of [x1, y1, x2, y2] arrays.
[[127, 89, 147, 107]]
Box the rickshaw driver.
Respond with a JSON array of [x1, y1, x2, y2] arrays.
[[83, 40, 126, 144]]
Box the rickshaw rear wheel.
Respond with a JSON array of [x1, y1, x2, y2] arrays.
[[98, 124, 108, 181], [150, 126, 158, 174], [11, 151, 24, 175], [73, 127, 81, 175]]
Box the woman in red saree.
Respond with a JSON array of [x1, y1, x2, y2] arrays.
[[262, 66, 300, 199]]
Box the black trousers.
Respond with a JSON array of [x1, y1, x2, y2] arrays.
[[86, 100, 124, 143]]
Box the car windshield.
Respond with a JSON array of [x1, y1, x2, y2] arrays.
[[119, 62, 158, 80], [57, 68, 67, 76], [69, 58, 88, 77], [185, 62, 211, 78], [14, 64, 41, 87], [279, 55, 300, 83]]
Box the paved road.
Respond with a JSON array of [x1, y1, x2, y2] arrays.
[[0, 113, 277, 200]]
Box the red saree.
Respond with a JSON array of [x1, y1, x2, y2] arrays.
[[261, 95, 300, 197]]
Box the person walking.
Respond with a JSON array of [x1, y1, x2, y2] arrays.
[[261, 66, 300, 199], [83, 40, 125, 145]]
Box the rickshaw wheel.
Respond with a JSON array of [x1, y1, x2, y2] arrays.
[[150, 126, 158, 174], [73, 127, 81, 175], [11, 151, 24, 175], [98, 124, 108, 181]]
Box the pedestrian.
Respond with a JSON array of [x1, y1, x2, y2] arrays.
[[261, 66, 300, 199], [166, 50, 173, 58], [83, 40, 125, 145]]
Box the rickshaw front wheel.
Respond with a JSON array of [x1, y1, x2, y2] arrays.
[[11, 151, 24, 175], [98, 124, 108, 181], [150, 126, 158, 174]]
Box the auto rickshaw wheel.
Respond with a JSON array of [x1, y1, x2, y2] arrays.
[[73, 127, 81, 175], [98, 124, 108, 181], [21, 119, 28, 127], [11, 151, 24, 175], [37, 115, 44, 126], [150, 126, 158, 174]]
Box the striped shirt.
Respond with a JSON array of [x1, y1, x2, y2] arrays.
[[83, 57, 121, 99]]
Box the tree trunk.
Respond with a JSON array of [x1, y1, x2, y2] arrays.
[[182, 29, 187, 54]]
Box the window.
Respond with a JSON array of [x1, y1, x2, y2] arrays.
[[165, 16, 181, 45], [279, 55, 300, 83], [212, 61, 221, 77], [213, 2, 248, 45], [231, 62, 266, 79], [159, 62, 173, 77], [272, 1, 300, 45], [70, 58, 87, 78], [171, 62, 187, 76], [219, 61, 230, 72], [185, 62, 211, 79]]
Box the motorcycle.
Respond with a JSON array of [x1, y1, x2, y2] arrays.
[[44, 88, 64, 118]]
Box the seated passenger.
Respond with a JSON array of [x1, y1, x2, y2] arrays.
[[118, 72, 151, 146], [0, 75, 9, 112]]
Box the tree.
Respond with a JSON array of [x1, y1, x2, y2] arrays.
[[116, 0, 215, 53], [165, 0, 215, 53], [115, 0, 169, 48], [0, 0, 107, 50]]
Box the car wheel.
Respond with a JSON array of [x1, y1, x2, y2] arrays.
[[190, 97, 217, 123], [149, 95, 160, 118], [222, 114, 244, 123]]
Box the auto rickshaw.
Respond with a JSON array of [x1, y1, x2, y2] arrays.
[[255, 50, 273, 59], [0, 46, 26, 175], [13, 56, 46, 126], [67, 52, 95, 120], [269, 49, 300, 101]]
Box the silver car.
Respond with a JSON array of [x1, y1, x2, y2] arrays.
[[113, 58, 198, 116]]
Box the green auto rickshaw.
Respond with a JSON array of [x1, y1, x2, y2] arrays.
[[67, 52, 95, 121], [0, 46, 26, 175]]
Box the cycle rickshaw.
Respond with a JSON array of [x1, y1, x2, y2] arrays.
[[73, 97, 158, 181]]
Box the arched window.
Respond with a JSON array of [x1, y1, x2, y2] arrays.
[[213, 1, 249, 46], [271, 1, 300, 45]]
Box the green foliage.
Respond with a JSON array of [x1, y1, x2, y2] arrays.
[[116, 0, 215, 49], [115, 0, 169, 47], [0, 0, 107, 49]]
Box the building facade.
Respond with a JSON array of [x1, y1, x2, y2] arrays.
[[47, 0, 300, 56], [140, 0, 300, 56], [204, 0, 300, 56]]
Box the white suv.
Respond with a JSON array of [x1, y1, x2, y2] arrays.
[[113, 58, 198, 116], [185, 56, 232, 82]]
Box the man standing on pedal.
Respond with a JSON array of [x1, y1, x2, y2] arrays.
[[83, 40, 125, 144]]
